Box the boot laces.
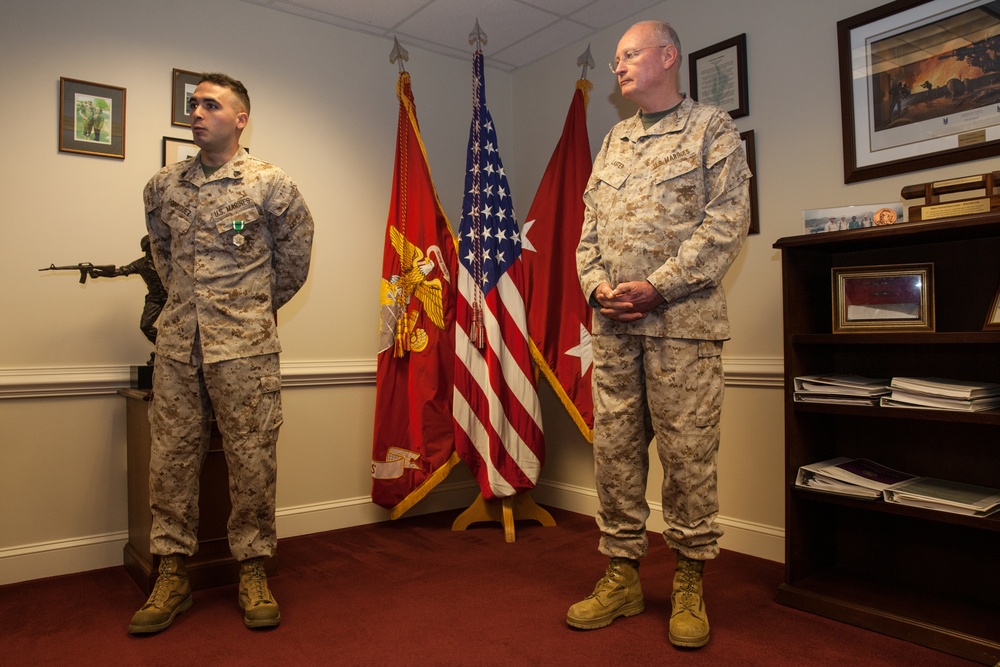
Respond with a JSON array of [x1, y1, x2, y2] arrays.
[[146, 567, 179, 608], [589, 561, 627, 599], [244, 561, 273, 605]]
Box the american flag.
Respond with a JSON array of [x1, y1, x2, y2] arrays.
[[453, 50, 544, 500]]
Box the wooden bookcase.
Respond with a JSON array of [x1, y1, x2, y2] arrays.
[[773, 215, 1000, 665]]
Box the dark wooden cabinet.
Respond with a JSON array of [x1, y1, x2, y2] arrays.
[[120, 388, 275, 594], [773, 215, 1000, 665]]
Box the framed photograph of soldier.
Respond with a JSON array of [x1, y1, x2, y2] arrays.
[[171, 68, 201, 127], [58, 77, 125, 159], [740, 130, 759, 235], [162, 136, 198, 166], [831, 263, 935, 334], [688, 33, 748, 119], [838, 0, 1000, 183]]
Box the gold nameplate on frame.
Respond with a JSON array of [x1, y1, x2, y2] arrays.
[[901, 171, 1000, 222]]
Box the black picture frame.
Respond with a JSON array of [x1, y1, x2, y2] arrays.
[[838, 0, 1000, 183], [171, 68, 201, 127], [740, 130, 759, 235], [59, 77, 125, 159], [689, 33, 748, 119]]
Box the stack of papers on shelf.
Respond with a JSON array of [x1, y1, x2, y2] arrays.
[[793, 374, 890, 406], [795, 457, 915, 499], [883, 477, 1000, 516], [881, 377, 1000, 412]]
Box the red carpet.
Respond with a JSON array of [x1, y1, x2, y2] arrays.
[[0, 507, 976, 666]]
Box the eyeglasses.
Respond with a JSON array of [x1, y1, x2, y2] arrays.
[[609, 45, 669, 73]]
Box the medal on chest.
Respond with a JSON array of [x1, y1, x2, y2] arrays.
[[232, 220, 245, 246]]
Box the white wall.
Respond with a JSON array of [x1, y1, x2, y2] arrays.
[[5, 0, 997, 585]]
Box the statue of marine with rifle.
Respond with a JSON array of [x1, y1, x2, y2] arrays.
[[39, 235, 166, 364]]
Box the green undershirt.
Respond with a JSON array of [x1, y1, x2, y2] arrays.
[[640, 100, 683, 130]]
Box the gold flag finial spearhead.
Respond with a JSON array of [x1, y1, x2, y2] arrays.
[[390, 36, 409, 73]]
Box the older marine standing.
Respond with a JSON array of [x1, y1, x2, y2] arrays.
[[128, 72, 314, 634], [568, 20, 750, 649]]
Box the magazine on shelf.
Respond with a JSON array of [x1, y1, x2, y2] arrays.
[[795, 393, 880, 406], [889, 377, 1000, 400], [880, 392, 1000, 412], [795, 458, 881, 499], [793, 374, 890, 396], [883, 477, 1000, 516], [818, 458, 916, 491]]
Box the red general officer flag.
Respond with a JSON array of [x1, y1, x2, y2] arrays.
[[522, 80, 594, 442], [372, 72, 460, 519], [453, 50, 545, 500]]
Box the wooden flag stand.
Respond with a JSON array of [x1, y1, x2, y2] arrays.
[[451, 492, 556, 543]]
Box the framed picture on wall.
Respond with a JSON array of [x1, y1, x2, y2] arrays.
[[740, 130, 759, 235], [162, 136, 198, 166], [689, 33, 748, 119], [59, 77, 125, 159], [838, 0, 1000, 183], [171, 68, 201, 127]]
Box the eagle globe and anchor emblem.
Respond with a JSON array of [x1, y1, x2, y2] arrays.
[[379, 226, 450, 357]]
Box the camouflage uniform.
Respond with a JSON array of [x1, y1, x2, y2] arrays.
[[577, 96, 750, 562], [144, 150, 313, 560]]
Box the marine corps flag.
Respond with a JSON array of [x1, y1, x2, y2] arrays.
[[522, 80, 595, 442], [372, 72, 459, 519], [453, 50, 545, 500]]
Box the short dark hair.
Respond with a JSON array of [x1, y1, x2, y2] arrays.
[[199, 72, 251, 114]]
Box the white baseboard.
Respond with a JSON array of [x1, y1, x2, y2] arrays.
[[0, 481, 481, 586], [0, 478, 782, 586], [533, 480, 785, 563]]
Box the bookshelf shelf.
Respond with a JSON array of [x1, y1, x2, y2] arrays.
[[774, 214, 1000, 665]]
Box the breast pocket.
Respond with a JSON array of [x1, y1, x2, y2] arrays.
[[649, 155, 704, 213], [161, 201, 193, 235], [215, 208, 265, 265]]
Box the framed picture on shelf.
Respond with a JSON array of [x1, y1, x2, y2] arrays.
[[171, 68, 201, 127], [162, 136, 198, 166], [832, 263, 935, 333], [59, 77, 125, 159], [985, 283, 1000, 330], [689, 33, 748, 119], [740, 130, 759, 235], [838, 0, 1000, 183]]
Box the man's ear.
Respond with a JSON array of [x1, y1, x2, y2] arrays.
[[663, 44, 680, 71], [236, 112, 249, 130]]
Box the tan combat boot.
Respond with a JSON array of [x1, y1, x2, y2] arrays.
[[128, 555, 193, 634], [566, 557, 644, 629], [239, 557, 280, 628], [669, 553, 710, 648]]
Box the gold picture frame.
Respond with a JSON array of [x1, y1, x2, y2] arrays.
[[985, 282, 1000, 331], [832, 263, 934, 333]]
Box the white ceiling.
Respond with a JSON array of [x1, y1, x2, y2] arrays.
[[239, 0, 663, 72]]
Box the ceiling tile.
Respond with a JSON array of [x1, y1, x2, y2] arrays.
[[238, 0, 667, 71]]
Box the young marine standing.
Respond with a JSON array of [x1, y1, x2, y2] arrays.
[[129, 73, 314, 634]]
